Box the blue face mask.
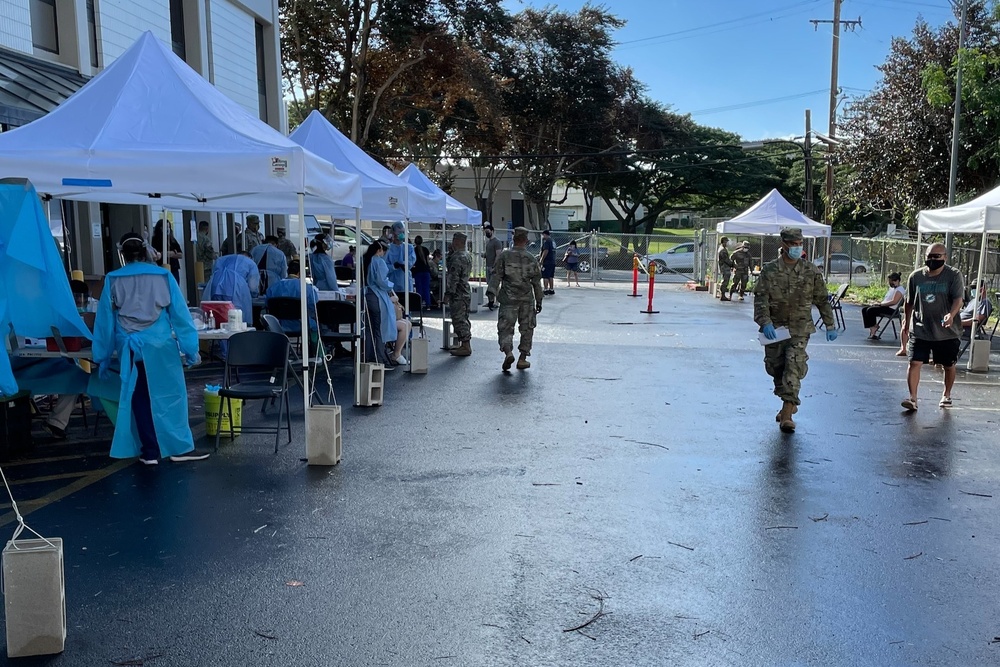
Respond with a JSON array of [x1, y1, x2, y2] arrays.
[[787, 246, 803, 260]]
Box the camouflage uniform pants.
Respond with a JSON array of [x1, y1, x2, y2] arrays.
[[449, 294, 472, 342], [718, 268, 732, 294], [731, 269, 748, 296], [498, 302, 536, 355], [763, 335, 810, 405]]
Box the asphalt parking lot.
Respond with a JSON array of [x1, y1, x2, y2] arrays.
[[3, 282, 1000, 666]]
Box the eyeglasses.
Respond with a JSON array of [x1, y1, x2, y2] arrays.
[[927, 253, 944, 259]]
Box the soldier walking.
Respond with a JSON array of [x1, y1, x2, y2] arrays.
[[487, 227, 544, 371], [729, 241, 751, 301], [447, 232, 474, 357], [754, 228, 837, 433], [483, 224, 503, 310], [717, 236, 735, 301]]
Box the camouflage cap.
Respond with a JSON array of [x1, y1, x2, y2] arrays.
[[513, 227, 529, 242], [779, 227, 803, 242], [453, 231, 467, 242]]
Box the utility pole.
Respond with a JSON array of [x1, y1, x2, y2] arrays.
[[946, 0, 969, 255], [804, 109, 814, 220], [811, 1, 862, 225]]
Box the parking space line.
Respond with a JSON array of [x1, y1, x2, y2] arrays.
[[0, 460, 131, 528], [2, 454, 90, 467], [9, 471, 91, 486]]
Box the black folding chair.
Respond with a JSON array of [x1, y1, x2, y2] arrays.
[[335, 265, 356, 284], [265, 296, 305, 352], [958, 297, 998, 361], [875, 301, 903, 340], [215, 331, 291, 453], [816, 283, 848, 331], [394, 291, 424, 329], [316, 300, 357, 353]]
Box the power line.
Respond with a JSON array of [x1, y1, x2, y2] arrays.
[[691, 89, 828, 116]]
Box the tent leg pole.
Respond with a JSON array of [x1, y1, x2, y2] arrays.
[[298, 194, 310, 439], [354, 210, 362, 407]]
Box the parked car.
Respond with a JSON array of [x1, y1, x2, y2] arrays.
[[329, 222, 373, 264], [644, 242, 697, 273], [815, 253, 870, 274], [528, 240, 608, 273]]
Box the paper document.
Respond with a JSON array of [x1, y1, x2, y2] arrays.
[[758, 326, 792, 346]]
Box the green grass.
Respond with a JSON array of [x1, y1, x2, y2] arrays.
[[834, 283, 885, 304]]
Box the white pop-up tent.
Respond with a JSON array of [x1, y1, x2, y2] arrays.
[[290, 110, 448, 223], [0, 31, 366, 440], [0, 32, 362, 215], [717, 189, 830, 238], [918, 189, 1000, 368], [398, 163, 483, 226]]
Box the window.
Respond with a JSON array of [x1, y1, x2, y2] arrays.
[[86, 0, 99, 67], [30, 0, 59, 54], [255, 22, 268, 123], [169, 0, 186, 59]]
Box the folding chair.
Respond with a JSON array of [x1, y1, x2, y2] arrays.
[[214, 331, 291, 453], [264, 296, 305, 352], [335, 265, 356, 284], [394, 291, 424, 330], [816, 283, 848, 330], [958, 297, 998, 361], [875, 301, 903, 340], [316, 301, 357, 354], [261, 314, 305, 393]]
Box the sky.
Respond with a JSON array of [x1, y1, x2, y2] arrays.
[[505, 0, 961, 140]]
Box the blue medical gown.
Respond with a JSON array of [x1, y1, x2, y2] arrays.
[[310, 251, 337, 291], [367, 259, 397, 345], [202, 254, 259, 321], [251, 245, 288, 289], [266, 278, 319, 334], [93, 263, 199, 459], [385, 243, 415, 293]]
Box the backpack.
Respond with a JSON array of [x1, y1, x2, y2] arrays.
[[257, 249, 270, 294]]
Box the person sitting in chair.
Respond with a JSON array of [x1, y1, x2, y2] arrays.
[[960, 279, 993, 332], [863, 272, 905, 339], [266, 260, 318, 335]]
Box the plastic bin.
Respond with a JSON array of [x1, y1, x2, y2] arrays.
[[204, 390, 242, 436]]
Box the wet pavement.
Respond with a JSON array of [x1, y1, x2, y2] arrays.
[[3, 283, 1000, 666]]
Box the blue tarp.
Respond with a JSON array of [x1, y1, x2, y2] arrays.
[[0, 180, 90, 395]]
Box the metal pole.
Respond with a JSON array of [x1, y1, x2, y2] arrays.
[[804, 109, 814, 220], [946, 0, 969, 256], [825, 0, 842, 226], [591, 231, 597, 287], [403, 222, 410, 368], [354, 209, 362, 406], [441, 229, 449, 350], [297, 194, 310, 438], [968, 231, 988, 370]]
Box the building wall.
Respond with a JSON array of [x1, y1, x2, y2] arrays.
[[0, 0, 32, 53], [96, 0, 170, 64], [208, 0, 257, 115]]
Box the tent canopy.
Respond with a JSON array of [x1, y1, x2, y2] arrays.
[[918, 185, 1000, 234], [1, 180, 91, 394], [717, 189, 830, 238], [398, 164, 482, 226], [291, 110, 447, 222], [0, 32, 362, 214]]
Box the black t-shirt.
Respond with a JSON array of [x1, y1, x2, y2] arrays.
[[413, 245, 431, 274]]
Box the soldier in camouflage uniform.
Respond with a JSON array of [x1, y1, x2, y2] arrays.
[[487, 227, 544, 371], [717, 236, 735, 301], [446, 231, 474, 357], [729, 240, 751, 300], [754, 227, 838, 433], [196, 220, 217, 280]]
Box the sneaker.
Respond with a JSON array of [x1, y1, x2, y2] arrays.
[[395, 355, 408, 365], [901, 398, 918, 412], [939, 396, 952, 408], [138, 457, 159, 466], [168, 449, 210, 462], [42, 422, 67, 440]]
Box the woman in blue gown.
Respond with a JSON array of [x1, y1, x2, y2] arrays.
[[309, 234, 338, 291], [363, 240, 396, 364]]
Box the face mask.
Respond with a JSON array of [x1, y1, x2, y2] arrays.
[[925, 259, 945, 270], [787, 246, 803, 260], [396, 232, 405, 241]]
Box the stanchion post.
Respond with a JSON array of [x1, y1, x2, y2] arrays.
[[628, 253, 642, 297], [641, 262, 659, 314]]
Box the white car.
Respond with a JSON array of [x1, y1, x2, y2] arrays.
[[815, 253, 870, 274], [645, 242, 697, 273]]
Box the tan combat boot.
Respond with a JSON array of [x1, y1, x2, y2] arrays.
[[778, 401, 797, 433], [516, 354, 531, 370], [502, 349, 515, 371], [450, 340, 472, 357]]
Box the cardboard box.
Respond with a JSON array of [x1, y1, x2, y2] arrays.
[[3, 537, 66, 658]]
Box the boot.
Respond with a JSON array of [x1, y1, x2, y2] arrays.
[[450, 340, 472, 357], [720, 294, 731, 302], [778, 401, 797, 433], [502, 349, 515, 371], [774, 403, 798, 422], [516, 354, 531, 370]]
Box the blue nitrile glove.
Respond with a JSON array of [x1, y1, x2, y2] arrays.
[[762, 324, 777, 340], [826, 329, 838, 342]]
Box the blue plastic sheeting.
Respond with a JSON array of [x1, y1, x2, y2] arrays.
[[0, 180, 91, 395]]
